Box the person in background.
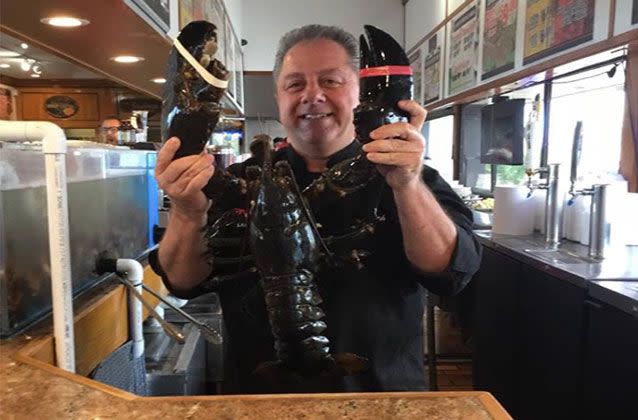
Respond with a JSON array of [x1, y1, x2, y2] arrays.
[[249, 134, 273, 161], [97, 117, 121, 145], [273, 136, 288, 150], [151, 24, 481, 394], [0, 87, 14, 120]]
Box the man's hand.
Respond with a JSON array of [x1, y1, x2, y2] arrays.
[[362, 100, 427, 191], [155, 137, 214, 218]]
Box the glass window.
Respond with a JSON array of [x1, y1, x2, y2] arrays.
[[548, 55, 625, 184], [423, 115, 454, 181]]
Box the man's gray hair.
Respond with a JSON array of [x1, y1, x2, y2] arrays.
[[273, 24, 358, 80]]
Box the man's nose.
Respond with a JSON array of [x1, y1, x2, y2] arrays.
[[301, 81, 326, 104]]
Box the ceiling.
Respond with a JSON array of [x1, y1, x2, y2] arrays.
[[0, 0, 171, 98], [0, 32, 101, 79]]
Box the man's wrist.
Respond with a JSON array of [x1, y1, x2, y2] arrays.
[[392, 177, 426, 197], [169, 206, 208, 229]]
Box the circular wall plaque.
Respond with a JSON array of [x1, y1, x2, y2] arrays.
[[44, 95, 79, 119]]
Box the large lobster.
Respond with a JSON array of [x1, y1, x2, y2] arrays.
[[162, 22, 413, 378]]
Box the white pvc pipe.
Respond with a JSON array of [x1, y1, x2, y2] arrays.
[[0, 120, 75, 373], [115, 259, 145, 359]]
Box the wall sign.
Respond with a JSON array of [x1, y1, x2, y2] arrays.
[[409, 49, 423, 104], [44, 96, 79, 119], [523, 0, 595, 65], [423, 32, 442, 104], [448, 1, 480, 96], [482, 0, 518, 79], [125, 0, 171, 35]]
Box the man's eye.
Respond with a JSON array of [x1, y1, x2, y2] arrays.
[[322, 79, 341, 87], [286, 81, 304, 90]]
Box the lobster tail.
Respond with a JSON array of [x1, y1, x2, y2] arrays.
[[354, 25, 413, 144]]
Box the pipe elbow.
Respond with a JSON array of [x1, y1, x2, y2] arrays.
[[116, 259, 145, 284]]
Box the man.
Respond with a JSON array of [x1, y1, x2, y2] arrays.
[[151, 25, 481, 394], [97, 117, 121, 145]]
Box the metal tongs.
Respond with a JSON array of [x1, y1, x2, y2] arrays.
[[117, 276, 222, 345], [138, 282, 223, 345]]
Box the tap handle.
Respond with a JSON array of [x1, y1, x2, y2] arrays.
[[570, 121, 583, 185]]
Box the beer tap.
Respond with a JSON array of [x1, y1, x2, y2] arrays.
[[526, 162, 562, 245], [564, 121, 611, 258]]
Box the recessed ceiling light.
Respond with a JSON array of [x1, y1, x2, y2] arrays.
[[40, 16, 90, 27], [21, 43, 28, 49], [30, 73, 41, 78], [151, 77, 166, 84], [0, 63, 10, 68], [0, 50, 21, 58], [111, 55, 145, 63]]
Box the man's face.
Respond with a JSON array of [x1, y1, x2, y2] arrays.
[[99, 119, 121, 145], [275, 39, 359, 154]]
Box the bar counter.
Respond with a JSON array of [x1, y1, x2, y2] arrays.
[[0, 270, 512, 420]]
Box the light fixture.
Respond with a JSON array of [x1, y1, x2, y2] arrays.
[[40, 16, 90, 27], [21, 43, 28, 49], [0, 49, 21, 58], [151, 77, 166, 84], [20, 58, 33, 71], [0, 63, 10, 68], [30, 74, 41, 78], [32, 65, 42, 75], [111, 55, 145, 63]]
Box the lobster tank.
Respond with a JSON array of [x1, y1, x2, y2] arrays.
[[0, 141, 159, 337]]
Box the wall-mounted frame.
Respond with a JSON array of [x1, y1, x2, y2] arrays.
[[523, 0, 596, 65], [124, 0, 171, 36], [614, 0, 638, 35], [482, 0, 518, 79], [409, 48, 424, 104], [234, 35, 244, 109], [423, 30, 444, 105], [447, 0, 480, 96]]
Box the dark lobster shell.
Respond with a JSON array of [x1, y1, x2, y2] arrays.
[[353, 25, 413, 144], [161, 20, 229, 160]]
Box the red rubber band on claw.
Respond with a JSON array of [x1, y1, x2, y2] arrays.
[[359, 65, 413, 77]]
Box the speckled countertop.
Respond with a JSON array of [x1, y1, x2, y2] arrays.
[[0, 331, 510, 419]]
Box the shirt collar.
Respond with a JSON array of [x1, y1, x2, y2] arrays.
[[283, 140, 361, 174]]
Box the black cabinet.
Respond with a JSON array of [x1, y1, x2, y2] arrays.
[[472, 247, 520, 413], [583, 300, 638, 420], [517, 265, 587, 420]]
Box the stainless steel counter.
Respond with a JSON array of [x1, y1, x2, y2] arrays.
[[474, 230, 638, 316], [474, 230, 638, 287], [588, 281, 638, 317]]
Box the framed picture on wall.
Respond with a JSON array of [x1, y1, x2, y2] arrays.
[[234, 34, 244, 109], [482, 0, 518, 79], [423, 31, 443, 104], [447, 0, 480, 96], [225, 13, 236, 100], [523, 0, 595, 65], [125, 0, 171, 35], [408, 49, 423, 104]]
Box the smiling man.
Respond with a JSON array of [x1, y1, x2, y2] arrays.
[[151, 24, 481, 394]]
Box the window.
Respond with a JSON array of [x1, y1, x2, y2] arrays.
[[423, 114, 454, 181], [547, 55, 625, 184]]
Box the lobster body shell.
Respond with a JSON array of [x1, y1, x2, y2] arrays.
[[161, 20, 229, 161]]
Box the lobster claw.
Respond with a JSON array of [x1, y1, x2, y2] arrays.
[[354, 25, 413, 144]]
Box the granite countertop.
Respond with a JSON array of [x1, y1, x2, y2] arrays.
[[0, 331, 510, 419]]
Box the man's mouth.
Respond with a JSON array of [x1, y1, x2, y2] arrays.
[[299, 113, 333, 120]]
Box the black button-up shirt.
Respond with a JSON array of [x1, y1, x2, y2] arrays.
[[149, 141, 481, 394]]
